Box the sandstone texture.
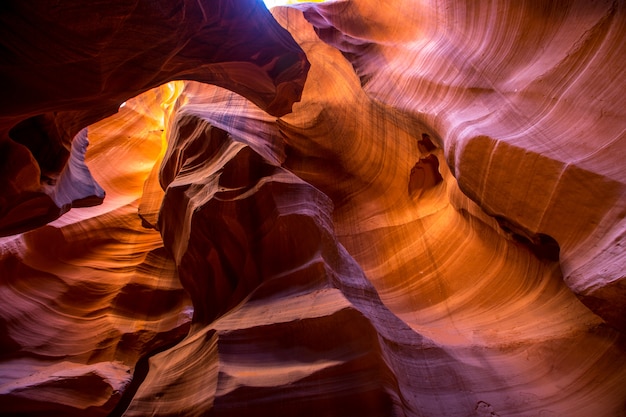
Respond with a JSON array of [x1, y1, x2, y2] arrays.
[[1, 1, 625, 416]]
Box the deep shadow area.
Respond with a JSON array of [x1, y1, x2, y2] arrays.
[[107, 336, 189, 417], [496, 215, 560, 262]]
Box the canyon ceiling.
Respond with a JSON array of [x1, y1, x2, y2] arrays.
[[1, 0, 625, 416]]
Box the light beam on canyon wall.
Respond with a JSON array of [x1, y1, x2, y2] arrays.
[[1, 1, 625, 416]]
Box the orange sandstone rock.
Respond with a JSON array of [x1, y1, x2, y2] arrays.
[[0, 0, 309, 236], [1, 1, 626, 416]]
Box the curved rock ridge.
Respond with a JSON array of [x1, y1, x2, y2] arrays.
[[294, 0, 626, 332], [123, 6, 626, 415], [0, 0, 309, 236], [122, 78, 625, 415], [123, 114, 475, 417], [0, 86, 193, 416], [0, 0, 308, 119], [0, 0, 625, 416], [270, 6, 626, 414], [0, 222, 192, 417]]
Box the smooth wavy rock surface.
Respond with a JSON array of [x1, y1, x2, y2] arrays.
[[0, 0, 308, 236], [1, 1, 626, 417], [295, 0, 626, 332], [0, 87, 193, 417]]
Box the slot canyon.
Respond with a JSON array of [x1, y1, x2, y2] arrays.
[[1, 0, 625, 416]]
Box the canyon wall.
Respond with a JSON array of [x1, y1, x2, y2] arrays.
[[1, 1, 625, 416]]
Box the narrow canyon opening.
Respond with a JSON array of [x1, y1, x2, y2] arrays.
[[1, 1, 625, 417]]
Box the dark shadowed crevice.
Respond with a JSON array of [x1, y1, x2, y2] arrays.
[[107, 336, 188, 417], [495, 216, 560, 262], [8, 114, 69, 179]]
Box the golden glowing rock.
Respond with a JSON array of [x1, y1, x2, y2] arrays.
[[295, 0, 626, 331], [0, 1, 625, 416], [0, 0, 309, 236]]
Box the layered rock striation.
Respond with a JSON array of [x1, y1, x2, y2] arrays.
[[0, 0, 309, 236], [1, 1, 625, 416], [295, 0, 626, 332]]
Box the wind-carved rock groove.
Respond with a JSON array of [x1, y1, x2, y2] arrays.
[[1, 1, 626, 416]]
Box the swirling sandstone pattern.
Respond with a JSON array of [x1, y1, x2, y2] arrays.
[[0, 87, 194, 416], [296, 0, 626, 331], [0, 0, 308, 236], [1, 1, 626, 417]]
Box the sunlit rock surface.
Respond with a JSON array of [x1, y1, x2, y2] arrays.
[[1, 1, 626, 416], [295, 0, 626, 332], [0, 86, 195, 416], [0, 0, 308, 236]]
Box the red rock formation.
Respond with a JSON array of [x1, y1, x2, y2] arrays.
[[1, 1, 626, 417], [296, 0, 626, 332], [0, 86, 193, 416], [0, 0, 309, 236]]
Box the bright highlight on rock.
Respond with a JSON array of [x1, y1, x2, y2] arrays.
[[1, 1, 625, 416]]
